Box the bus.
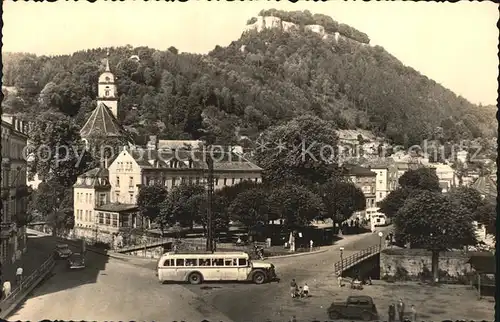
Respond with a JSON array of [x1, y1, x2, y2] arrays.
[[156, 251, 278, 285]]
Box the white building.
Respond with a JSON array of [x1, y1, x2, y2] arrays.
[[456, 150, 468, 163]]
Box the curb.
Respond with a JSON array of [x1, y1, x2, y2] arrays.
[[269, 248, 328, 259], [0, 262, 55, 319]]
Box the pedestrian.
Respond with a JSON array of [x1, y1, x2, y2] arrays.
[[411, 305, 417, 322], [289, 315, 297, 322], [309, 240, 314, 251], [290, 279, 298, 298], [337, 274, 342, 287], [2, 280, 11, 299], [388, 304, 396, 322], [396, 298, 405, 322], [303, 283, 309, 297], [16, 266, 23, 286]]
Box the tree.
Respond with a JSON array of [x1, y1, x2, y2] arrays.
[[448, 186, 483, 214], [268, 184, 323, 229], [228, 188, 270, 234], [136, 185, 168, 234], [85, 129, 130, 169], [30, 180, 73, 236], [473, 200, 496, 238], [398, 168, 441, 192], [377, 188, 411, 218], [318, 178, 365, 227], [168, 183, 205, 228], [393, 190, 477, 282], [255, 115, 341, 186], [28, 111, 91, 187], [190, 194, 230, 234]]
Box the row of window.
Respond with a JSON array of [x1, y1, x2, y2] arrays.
[[163, 258, 248, 267], [1, 136, 25, 160], [1, 169, 26, 188], [76, 192, 93, 204], [145, 176, 260, 187], [97, 212, 131, 227], [116, 161, 134, 172], [76, 209, 94, 222]]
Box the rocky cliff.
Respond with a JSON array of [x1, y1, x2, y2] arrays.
[[244, 15, 370, 47]]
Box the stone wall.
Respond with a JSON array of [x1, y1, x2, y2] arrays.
[[127, 246, 165, 259], [379, 248, 488, 283]]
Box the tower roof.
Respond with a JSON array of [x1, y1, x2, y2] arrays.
[[80, 102, 126, 138], [99, 49, 115, 83]]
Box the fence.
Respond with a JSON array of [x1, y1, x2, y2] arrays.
[[334, 245, 381, 275], [0, 255, 55, 317]]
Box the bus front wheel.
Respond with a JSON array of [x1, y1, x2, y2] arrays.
[[252, 271, 266, 284], [188, 272, 203, 285]]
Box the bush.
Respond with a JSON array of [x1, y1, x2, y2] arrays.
[[394, 266, 409, 281]]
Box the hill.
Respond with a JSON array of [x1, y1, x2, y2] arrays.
[[1, 9, 496, 147]]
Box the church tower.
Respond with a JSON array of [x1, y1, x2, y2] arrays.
[[97, 50, 118, 118]]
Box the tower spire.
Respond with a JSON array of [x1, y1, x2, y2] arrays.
[[105, 49, 110, 72]]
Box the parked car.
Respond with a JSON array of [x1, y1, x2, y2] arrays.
[[67, 253, 86, 270], [54, 244, 73, 259], [327, 295, 379, 321]]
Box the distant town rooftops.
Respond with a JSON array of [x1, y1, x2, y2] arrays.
[[344, 164, 377, 176]]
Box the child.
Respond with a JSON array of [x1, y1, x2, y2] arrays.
[[302, 283, 309, 297]]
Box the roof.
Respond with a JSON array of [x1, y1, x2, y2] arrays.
[[467, 254, 496, 274], [344, 165, 376, 177], [157, 140, 203, 150], [95, 203, 138, 212], [73, 167, 110, 188], [127, 148, 262, 172], [471, 176, 497, 199], [80, 102, 126, 138]]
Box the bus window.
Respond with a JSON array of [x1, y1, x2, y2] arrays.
[[238, 258, 247, 266], [176, 259, 185, 266], [232, 259, 238, 266], [186, 258, 197, 266], [224, 259, 233, 266], [199, 259, 211, 266], [163, 259, 172, 266], [212, 258, 224, 266]]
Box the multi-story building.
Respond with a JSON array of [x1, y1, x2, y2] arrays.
[[429, 163, 457, 192], [367, 163, 399, 203], [1, 115, 29, 265], [344, 165, 377, 209]]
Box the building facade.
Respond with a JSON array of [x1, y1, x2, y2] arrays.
[[1, 115, 29, 265], [344, 165, 377, 209], [368, 164, 398, 203]]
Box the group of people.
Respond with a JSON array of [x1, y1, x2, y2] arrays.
[[339, 218, 366, 235], [388, 299, 417, 322], [1, 266, 24, 300], [289, 279, 310, 298]]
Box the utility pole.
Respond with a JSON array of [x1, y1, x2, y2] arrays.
[[206, 154, 215, 253]]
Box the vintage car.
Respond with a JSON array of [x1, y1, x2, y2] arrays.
[[67, 253, 86, 270], [327, 295, 379, 321], [54, 244, 73, 259]]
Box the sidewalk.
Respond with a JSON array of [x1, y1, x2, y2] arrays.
[[1, 235, 55, 293]]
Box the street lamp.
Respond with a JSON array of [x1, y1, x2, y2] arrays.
[[339, 246, 344, 277], [378, 231, 384, 251]]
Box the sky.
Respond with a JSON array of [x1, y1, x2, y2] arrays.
[[2, 1, 498, 106]]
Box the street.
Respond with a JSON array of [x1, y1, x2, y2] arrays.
[[8, 229, 388, 321]]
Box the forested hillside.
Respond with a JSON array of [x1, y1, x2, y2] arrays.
[[2, 10, 496, 147]]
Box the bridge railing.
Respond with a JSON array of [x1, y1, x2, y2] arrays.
[[334, 244, 381, 275]]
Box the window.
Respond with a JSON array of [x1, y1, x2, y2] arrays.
[[223, 178, 227, 186], [215, 178, 219, 186], [112, 214, 118, 227], [121, 214, 129, 227], [129, 194, 134, 203], [212, 258, 224, 266], [379, 180, 382, 184], [224, 259, 233, 266], [172, 177, 177, 186], [232, 178, 235, 185], [98, 213, 104, 224], [115, 192, 119, 202], [105, 89, 110, 96], [89, 211, 93, 223], [105, 213, 111, 225], [163, 259, 173, 266], [196, 177, 200, 185], [175, 259, 185, 266], [116, 176, 120, 186], [199, 259, 211, 266], [186, 259, 197, 266], [238, 258, 247, 266], [129, 176, 134, 188], [99, 194, 106, 206], [379, 192, 383, 198], [254, 178, 258, 183]]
